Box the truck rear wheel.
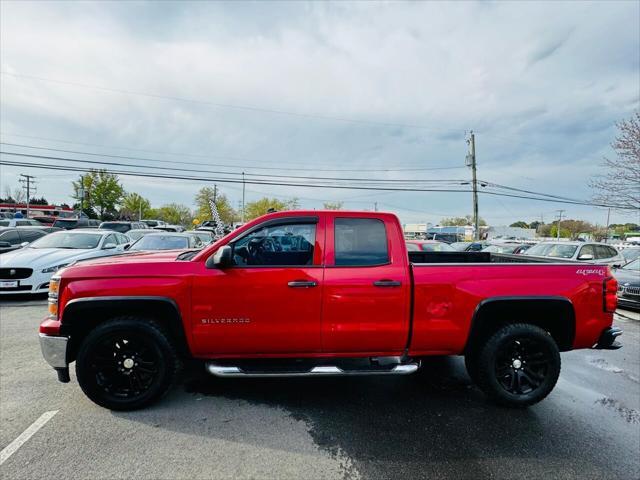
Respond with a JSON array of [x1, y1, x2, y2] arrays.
[[475, 323, 561, 407], [75, 317, 178, 411]]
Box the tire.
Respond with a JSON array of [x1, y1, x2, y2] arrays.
[[475, 323, 561, 408], [75, 316, 178, 411]]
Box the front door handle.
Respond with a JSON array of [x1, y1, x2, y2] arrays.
[[288, 280, 318, 288], [373, 280, 401, 287]]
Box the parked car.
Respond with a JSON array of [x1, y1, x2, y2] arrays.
[[613, 259, 639, 311], [141, 219, 166, 228], [0, 227, 49, 254], [524, 242, 625, 265], [0, 218, 43, 227], [40, 210, 621, 411], [187, 230, 215, 245], [620, 247, 640, 265], [406, 240, 455, 252], [128, 232, 203, 251], [0, 229, 130, 294], [153, 224, 185, 232], [31, 215, 56, 226], [99, 221, 147, 233], [482, 243, 528, 254], [52, 217, 100, 230], [124, 229, 157, 242]]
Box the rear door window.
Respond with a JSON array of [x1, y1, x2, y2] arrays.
[[595, 245, 616, 260], [334, 218, 389, 266]]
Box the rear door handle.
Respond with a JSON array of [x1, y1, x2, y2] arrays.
[[288, 280, 318, 288], [373, 280, 401, 287]]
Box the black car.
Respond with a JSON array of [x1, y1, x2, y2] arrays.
[[614, 258, 640, 311], [52, 217, 101, 230], [0, 227, 53, 254]]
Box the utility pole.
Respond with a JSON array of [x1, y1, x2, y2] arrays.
[[241, 172, 246, 223], [605, 207, 611, 242], [19, 174, 35, 218], [466, 132, 479, 240], [213, 184, 217, 204], [374, 202, 378, 212], [555, 209, 565, 240]]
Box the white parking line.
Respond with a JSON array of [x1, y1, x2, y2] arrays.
[[0, 410, 58, 466]]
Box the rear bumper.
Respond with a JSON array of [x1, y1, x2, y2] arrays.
[[39, 333, 70, 382], [593, 327, 623, 350]]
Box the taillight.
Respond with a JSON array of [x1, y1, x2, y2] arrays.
[[603, 277, 618, 313]]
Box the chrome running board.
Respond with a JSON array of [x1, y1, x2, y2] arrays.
[[205, 362, 419, 378]]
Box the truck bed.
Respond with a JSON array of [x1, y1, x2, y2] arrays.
[[408, 251, 566, 264]]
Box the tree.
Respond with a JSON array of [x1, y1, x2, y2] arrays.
[[550, 224, 571, 239], [591, 112, 640, 211], [244, 197, 298, 220], [529, 221, 542, 231], [440, 215, 486, 226], [323, 201, 344, 210], [72, 170, 125, 219], [156, 203, 193, 226], [509, 221, 529, 228], [29, 197, 48, 205], [194, 187, 237, 224], [120, 193, 151, 220]]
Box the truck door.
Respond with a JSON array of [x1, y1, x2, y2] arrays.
[[191, 216, 325, 355], [321, 215, 411, 353]]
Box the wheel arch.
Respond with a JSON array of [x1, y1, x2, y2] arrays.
[[464, 296, 576, 353], [61, 296, 190, 361]]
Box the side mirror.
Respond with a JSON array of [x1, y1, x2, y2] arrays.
[[20, 241, 30, 247], [123, 243, 131, 250], [103, 242, 117, 250], [612, 263, 622, 269], [206, 245, 233, 268], [577, 254, 594, 261]]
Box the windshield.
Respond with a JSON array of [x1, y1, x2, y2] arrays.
[[450, 242, 470, 251], [421, 242, 455, 252], [622, 259, 639, 271], [127, 230, 152, 241], [192, 232, 213, 243], [621, 248, 640, 263], [483, 244, 519, 254], [100, 223, 131, 233], [525, 243, 577, 259], [53, 219, 77, 227], [29, 232, 102, 249], [130, 235, 189, 250]]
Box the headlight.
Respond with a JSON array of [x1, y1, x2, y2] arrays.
[[41, 263, 69, 274], [48, 277, 60, 319]]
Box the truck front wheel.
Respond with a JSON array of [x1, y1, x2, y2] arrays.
[[75, 317, 178, 411], [475, 323, 561, 407]]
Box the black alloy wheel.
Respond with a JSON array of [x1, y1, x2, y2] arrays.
[[475, 323, 561, 407], [76, 317, 178, 410]]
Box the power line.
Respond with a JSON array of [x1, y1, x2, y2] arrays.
[[1, 154, 635, 210], [0, 71, 461, 132], [0, 149, 469, 186], [0, 133, 466, 173]]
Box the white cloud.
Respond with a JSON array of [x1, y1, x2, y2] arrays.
[[0, 0, 638, 225]]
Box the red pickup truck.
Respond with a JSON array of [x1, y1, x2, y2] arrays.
[[39, 210, 622, 410]]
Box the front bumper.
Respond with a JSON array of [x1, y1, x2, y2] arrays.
[[593, 327, 623, 350], [39, 333, 70, 382], [0, 270, 52, 294]]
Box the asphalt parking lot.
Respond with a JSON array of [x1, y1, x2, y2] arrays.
[[1, 297, 638, 480]]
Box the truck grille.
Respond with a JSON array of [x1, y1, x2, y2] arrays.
[[0, 268, 33, 279]]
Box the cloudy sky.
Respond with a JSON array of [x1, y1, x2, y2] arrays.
[[1, 1, 638, 226]]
